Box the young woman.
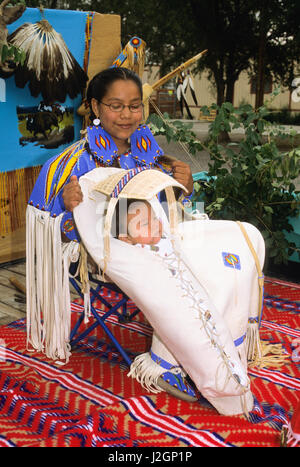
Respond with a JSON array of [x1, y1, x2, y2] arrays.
[[60, 67, 193, 234]]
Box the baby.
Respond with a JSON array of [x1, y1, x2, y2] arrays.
[[114, 198, 175, 259], [116, 199, 163, 246]]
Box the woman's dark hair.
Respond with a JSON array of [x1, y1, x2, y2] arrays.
[[87, 67, 143, 121]]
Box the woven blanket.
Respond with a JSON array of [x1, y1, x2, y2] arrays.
[[0, 277, 299, 447]]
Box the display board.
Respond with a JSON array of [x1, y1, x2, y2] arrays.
[[0, 7, 121, 263]]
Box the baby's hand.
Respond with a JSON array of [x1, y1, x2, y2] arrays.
[[62, 175, 83, 212]]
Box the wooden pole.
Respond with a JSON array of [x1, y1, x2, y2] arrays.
[[142, 49, 208, 120], [152, 49, 208, 90]]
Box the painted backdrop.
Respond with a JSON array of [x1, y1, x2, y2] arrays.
[[0, 7, 87, 172]]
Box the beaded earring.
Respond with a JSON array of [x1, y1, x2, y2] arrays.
[[93, 117, 100, 126]]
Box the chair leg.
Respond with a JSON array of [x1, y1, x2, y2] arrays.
[[69, 276, 134, 367], [70, 312, 85, 341], [89, 304, 132, 366], [70, 319, 100, 346]]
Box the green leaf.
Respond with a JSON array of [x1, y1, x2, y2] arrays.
[[194, 181, 201, 192], [257, 119, 264, 134], [200, 105, 211, 116], [1, 44, 8, 63]]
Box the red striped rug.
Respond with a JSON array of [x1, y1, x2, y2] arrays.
[[0, 277, 299, 447]]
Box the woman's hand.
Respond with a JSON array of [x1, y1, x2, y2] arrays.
[[171, 160, 194, 195], [62, 175, 83, 212]]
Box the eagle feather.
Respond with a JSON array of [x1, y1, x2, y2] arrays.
[[8, 19, 88, 104]]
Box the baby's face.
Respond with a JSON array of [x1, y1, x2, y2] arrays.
[[121, 201, 163, 245]]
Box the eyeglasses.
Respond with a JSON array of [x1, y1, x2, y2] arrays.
[[100, 101, 144, 113]]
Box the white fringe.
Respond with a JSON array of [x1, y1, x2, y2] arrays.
[[78, 244, 91, 324], [246, 321, 262, 363], [83, 291, 91, 324], [282, 422, 300, 447], [127, 352, 165, 394], [26, 205, 80, 363]]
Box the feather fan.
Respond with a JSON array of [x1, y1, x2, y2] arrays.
[[183, 70, 198, 106], [8, 19, 88, 104], [176, 72, 193, 119]]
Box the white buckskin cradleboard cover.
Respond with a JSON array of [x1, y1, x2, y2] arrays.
[[73, 167, 266, 416]]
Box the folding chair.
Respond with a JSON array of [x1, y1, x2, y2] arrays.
[[69, 273, 141, 367]]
